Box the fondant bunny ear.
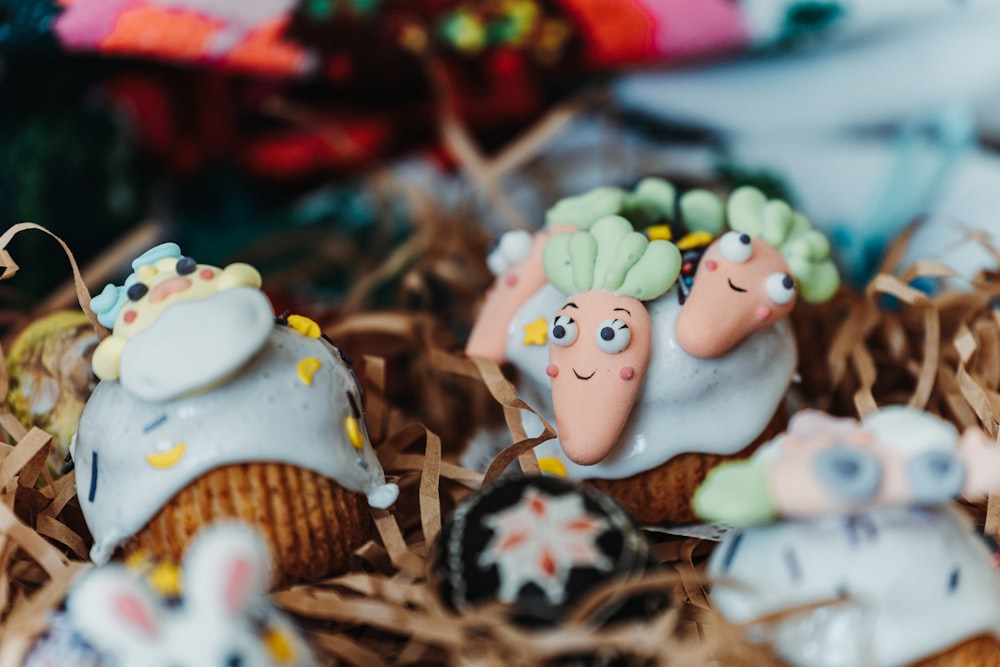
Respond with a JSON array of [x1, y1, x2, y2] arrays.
[[66, 565, 162, 658], [183, 523, 272, 618]]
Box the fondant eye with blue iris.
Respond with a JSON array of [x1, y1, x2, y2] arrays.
[[814, 446, 882, 502], [766, 272, 797, 305], [908, 450, 965, 505], [595, 318, 631, 354], [550, 315, 578, 347], [718, 231, 753, 263]]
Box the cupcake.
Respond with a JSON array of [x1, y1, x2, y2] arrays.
[[465, 181, 839, 524], [72, 243, 398, 587], [695, 406, 1000, 666], [431, 475, 665, 628], [28, 523, 315, 667], [4, 310, 98, 476]]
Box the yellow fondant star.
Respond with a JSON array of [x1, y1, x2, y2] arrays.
[[538, 457, 567, 477], [523, 317, 548, 346]]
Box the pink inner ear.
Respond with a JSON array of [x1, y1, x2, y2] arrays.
[[225, 558, 254, 613], [115, 594, 157, 637]]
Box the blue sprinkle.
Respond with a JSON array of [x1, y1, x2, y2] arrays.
[[88, 452, 98, 502], [784, 548, 803, 583], [143, 414, 168, 433], [948, 566, 961, 593], [720, 531, 743, 572], [356, 458, 369, 470]]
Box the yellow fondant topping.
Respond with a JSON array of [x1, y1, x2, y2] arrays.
[[296, 357, 322, 385], [147, 562, 182, 597], [677, 230, 714, 251], [146, 442, 186, 469], [646, 224, 673, 242], [523, 317, 548, 346], [264, 627, 296, 663], [538, 457, 567, 477], [287, 314, 321, 338], [345, 416, 364, 450]]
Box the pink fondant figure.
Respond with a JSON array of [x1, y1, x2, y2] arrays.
[[695, 405, 1000, 525], [542, 215, 680, 465], [466, 228, 560, 362], [675, 187, 840, 359]]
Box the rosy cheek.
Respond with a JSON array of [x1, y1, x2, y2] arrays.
[[755, 306, 771, 321], [546, 364, 559, 378], [504, 273, 518, 287], [703, 260, 717, 271], [620, 367, 635, 381], [200, 268, 215, 280], [123, 310, 137, 325]]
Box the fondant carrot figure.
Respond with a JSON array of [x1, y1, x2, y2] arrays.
[[675, 186, 840, 359], [541, 215, 680, 465], [465, 178, 723, 362]]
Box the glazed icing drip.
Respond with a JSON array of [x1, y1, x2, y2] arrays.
[[708, 505, 1000, 667], [76, 324, 398, 564], [509, 283, 795, 480]]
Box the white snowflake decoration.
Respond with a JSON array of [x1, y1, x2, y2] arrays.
[[477, 487, 613, 605]]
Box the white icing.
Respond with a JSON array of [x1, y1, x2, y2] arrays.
[[119, 287, 273, 402], [76, 323, 398, 564], [502, 283, 796, 480], [708, 505, 1000, 667]]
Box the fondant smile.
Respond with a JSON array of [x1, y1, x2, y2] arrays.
[[727, 278, 747, 293], [573, 369, 596, 380]]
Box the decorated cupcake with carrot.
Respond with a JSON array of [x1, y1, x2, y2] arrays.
[[465, 181, 840, 524]]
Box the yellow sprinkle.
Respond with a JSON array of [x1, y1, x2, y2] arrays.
[[646, 225, 673, 242], [522, 317, 548, 346], [125, 550, 151, 571], [147, 562, 182, 597], [296, 357, 322, 385], [264, 627, 296, 663], [146, 443, 186, 469], [677, 231, 715, 250], [287, 314, 321, 338], [538, 457, 567, 477], [345, 416, 364, 450]]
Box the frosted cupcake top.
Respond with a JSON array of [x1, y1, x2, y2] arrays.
[[698, 406, 1000, 666], [74, 244, 398, 563]]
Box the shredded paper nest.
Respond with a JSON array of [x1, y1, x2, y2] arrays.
[[3, 116, 1000, 666]]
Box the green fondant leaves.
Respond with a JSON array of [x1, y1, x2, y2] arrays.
[[678, 188, 726, 236], [545, 186, 627, 230], [615, 240, 680, 301], [728, 185, 841, 303], [542, 215, 680, 301], [692, 456, 777, 526]]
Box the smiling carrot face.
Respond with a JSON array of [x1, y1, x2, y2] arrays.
[[675, 232, 797, 359], [546, 290, 651, 465], [542, 215, 681, 466]]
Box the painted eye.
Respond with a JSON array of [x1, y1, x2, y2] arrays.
[[176, 256, 197, 275], [766, 272, 797, 305], [126, 282, 148, 301], [908, 450, 964, 504], [486, 230, 533, 277], [550, 315, 578, 347], [718, 231, 753, 263], [814, 446, 882, 502], [594, 318, 631, 354]]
